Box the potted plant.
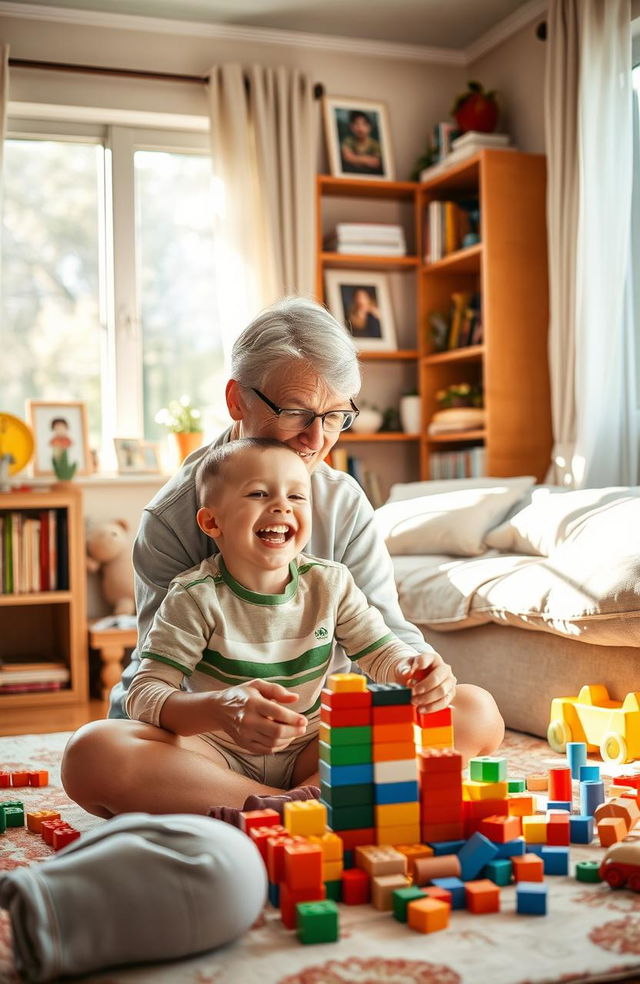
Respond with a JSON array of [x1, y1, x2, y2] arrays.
[[155, 396, 203, 466]]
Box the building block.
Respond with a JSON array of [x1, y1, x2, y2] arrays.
[[373, 721, 414, 744], [326, 672, 368, 693], [595, 797, 640, 833], [579, 764, 601, 782], [521, 816, 548, 844], [540, 846, 569, 875], [465, 878, 500, 914], [580, 779, 605, 816], [407, 897, 450, 933], [239, 808, 282, 836], [320, 689, 371, 709], [429, 839, 466, 856], [318, 723, 372, 747], [483, 859, 513, 886], [372, 741, 416, 763], [320, 706, 371, 728], [326, 804, 374, 831], [375, 802, 419, 827], [512, 853, 544, 883], [335, 827, 375, 852], [0, 773, 11, 788], [250, 824, 287, 860], [414, 725, 454, 747], [576, 860, 602, 883], [507, 794, 536, 817], [457, 832, 498, 881], [368, 683, 412, 705], [324, 879, 342, 902], [570, 815, 595, 844], [268, 882, 280, 907], [355, 844, 407, 877], [508, 779, 526, 793], [422, 885, 453, 906], [392, 885, 427, 921], [319, 760, 373, 787], [341, 867, 370, 904], [9, 771, 29, 787], [377, 823, 421, 846], [469, 757, 507, 783], [516, 881, 547, 915], [320, 782, 373, 808], [394, 843, 434, 876], [296, 900, 339, 944], [307, 832, 343, 862], [413, 853, 461, 885], [566, 741, 587, 780], [283, 842, 324, 891], [26, 809, 61, 834], [420, 802, 464, 824], [374, 781, 419, 805], [319, 741, 372, 767], [597, 816, 628, 847], [52, 825, 80, 851], [417, 748, 463, 774], [415, 707, 453, 729], [266, 834, 304, 883], [0, 802, 25, 828], [374, 759, 418, 784], [323, 860, 343, 883], [372, 873, 411, 910], [548, 767, 572, 802], [27, 770, 49, 787], [494, 838, 526, 858], [526, 773, 548, 791], [374, 704, 415, 725], [40, 818, 68, 844], [0, 811, 5, 834], [546, 815, 570, 846], [280, 883, 326, 930], [430, 876, 466, 908], [422, 821, 465, 843], [547, 801, 572, 812], [463, 780, 508, 801], [478, 815, 522, 843]]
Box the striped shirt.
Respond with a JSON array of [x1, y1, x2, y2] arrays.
[[125, 551, 416, 754]]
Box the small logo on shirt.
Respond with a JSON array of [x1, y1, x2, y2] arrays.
[[315, 626, 328, 640]]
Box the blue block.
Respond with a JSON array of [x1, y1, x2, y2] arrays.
[[541, 846, 569, 875], [579, 779, 605, 816], [429, 839, 466, 856], [431, 876, 466, 909], [494, 838, 526, 858], [525, 843, 544, 856], [483, 858, 512, 886], [570, 815, 595, 844], [579, 764, 601, 782], [319, 760, 374, 787], [547, 801, 572, 812], [268, 882, 280, 907], [516, 881, 547, 915], [373, 781, 419, 805], [458, 832, 498, 881], [567, 742, 587, 780]]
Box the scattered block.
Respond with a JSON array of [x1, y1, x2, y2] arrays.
[[407, 896, 450, 934], [0, 801, 25, 828], [512, 853, 544, 883], [566, 742, 587, 780], [541, 846, 569, 875], [27, 770, 49, 787], [526, 773, 548, 792], [392, 885, 427, 921], [457, 832, 498, 881], [465, 878, 500, 914], [413, 853, 461, 885], [371, 873, 411, 911], [341, 868, 370, 905], [296, 900, 339, 944], [483, 858, 512, 886], [430, 876, 466, 909], [597, 816, 627, 847], [576, 860, 602, 883], [570, 815, 594, 844], [52, 825, 80, 851], [240, 808, 282, 836], [516, 881, 547, 915], [469, 757, 507, 783], [26, 809, 61, 834]]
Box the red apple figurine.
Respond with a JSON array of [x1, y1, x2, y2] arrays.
[[452, 81, 498, 134]]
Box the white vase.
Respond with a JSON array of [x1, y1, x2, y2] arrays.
[[350, 407, 383, 434], [399, 395, 422, 434]]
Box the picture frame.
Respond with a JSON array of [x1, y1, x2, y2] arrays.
[[114, 438, 162, 475], [26, 400, 92, 477], [322, 96, 395, 181], [325, 270, 397, 351]]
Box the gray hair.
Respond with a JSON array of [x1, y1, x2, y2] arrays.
[[230, 296, 361, 396], [195, 437, 300, 506]]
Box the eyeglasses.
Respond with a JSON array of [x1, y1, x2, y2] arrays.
[[251, 389, 359, 433]]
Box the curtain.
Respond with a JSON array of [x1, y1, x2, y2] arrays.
[[206, 64, 316, 349], [545, 0, 635, 487]]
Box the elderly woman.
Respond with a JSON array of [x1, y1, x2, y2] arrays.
[[62, 297, 503, 820]]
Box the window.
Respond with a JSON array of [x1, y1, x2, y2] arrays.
[[1, 123, 228, 466]]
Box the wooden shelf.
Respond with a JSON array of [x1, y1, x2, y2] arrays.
[[0, 591, 72, 606], [359, 349, 418, 361], [423, 345, 484, 366], [423, 243, 482, 275], [340, 432, 419, 443], [317, 175, 418, 200], [426, 429, 487, 444], [321, 251, 418, 271]]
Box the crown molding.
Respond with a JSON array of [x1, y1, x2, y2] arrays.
[[0, 2, 465, 65], [465, 0, 547, 64]]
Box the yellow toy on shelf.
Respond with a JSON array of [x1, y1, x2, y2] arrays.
[[547, 684, 640, 765]]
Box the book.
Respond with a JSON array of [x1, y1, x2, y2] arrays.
[[3, 511, 13, 593], [39, 509, 50, 592], [56, 508, 69, 591], [335, 223, 405, 241], [331, 242, 406, 256], [448, 291, 473, 348], [0, 661, 70, 684], [451, 130, 511, 150]]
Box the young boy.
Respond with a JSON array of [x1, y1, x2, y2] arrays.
[[125, 439, 498, 813]]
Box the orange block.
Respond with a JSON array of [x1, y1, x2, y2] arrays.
[[423, 885, 453, 905], [373, 722, 413, 744], [512, 853, 544, 883], [283, 842, 324, 891], [414, 725, 454, 747], [526, 773, 548, 792], [394, 843, 434, 877], [373, 741, 416, 762], [27, 770, 49, 787], [320, 688, 372, 709], [26, 809, 61, 834], [376, 823, 421, 846], [266, 834, 303, 883], [508, 794, 536, 817], [595, 798, 640, 833], [250, 824, 287, 860], [465, 879, 500, 914], [407, 896, 450, 933], [597, 816, 628, 847], [478, 814, 522, 842]]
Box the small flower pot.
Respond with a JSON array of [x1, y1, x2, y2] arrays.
[[169, 432, 203, 468]]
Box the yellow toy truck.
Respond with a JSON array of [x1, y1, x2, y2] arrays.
[[547, 685, 640, 765]]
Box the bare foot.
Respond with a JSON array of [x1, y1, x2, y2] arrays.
[[208, 785, 320, 828]]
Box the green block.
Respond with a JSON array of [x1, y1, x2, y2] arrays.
[[508, 778, 526, 793], [469, 757, 507, 783], [576, 860, 602, 883], [326, 802, 375, 830], [296, 900, 340, 943], [322, 725, 372, 747], [319, 741, 372, 766], [483, 858, 513, 886], [320, 782, 373, 808], [324, 879, 342, 902], [0, 810, 5, 834], [392, 886, 426, 922], [0, 801, 24, 828]]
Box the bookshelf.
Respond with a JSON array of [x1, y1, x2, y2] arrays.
[[0, 486, 88, 721], [419, 149, 552, 482]]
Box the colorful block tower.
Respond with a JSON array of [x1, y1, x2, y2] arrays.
[[415, 708, 463, 844], [370, 683, 420, 846]]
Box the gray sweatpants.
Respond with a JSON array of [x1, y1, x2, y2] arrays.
[[0, 813, 267, 982]]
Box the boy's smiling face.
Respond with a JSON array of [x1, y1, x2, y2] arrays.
[[197, 444, 312, 593]]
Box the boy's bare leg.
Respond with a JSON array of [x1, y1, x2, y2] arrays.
[[62, 719, 290, 819], [450, 683, 505, 765]]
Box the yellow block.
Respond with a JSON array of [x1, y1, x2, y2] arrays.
[[521, 815, 548, 843], [414, 725, 455, 747], [462, 779, 508, 801], [283, 800, 327, 836], [376, 823, 421, 846], [323, 859, 344, 882], [508, 794, 536, 817], [308, 832, 343, 861], [375, 802, 420, 827], [326, 672, 368, 693]]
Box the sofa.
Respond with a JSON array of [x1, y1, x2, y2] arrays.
[[374, 477, 640, 740]]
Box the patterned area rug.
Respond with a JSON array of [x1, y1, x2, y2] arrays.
[[1, 730, 640, 984]]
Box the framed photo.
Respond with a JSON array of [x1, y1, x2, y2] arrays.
[[27, 400, 92, 477], [114, 438, 162, 474], [325, 270, 397, 351], [323, 96, 395, 180]]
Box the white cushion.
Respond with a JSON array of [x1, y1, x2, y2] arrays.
[[375, 477, 535, 557], [484, 486, 639, 556], [388, 475, 536, 503]]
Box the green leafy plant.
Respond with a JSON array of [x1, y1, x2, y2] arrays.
[[435, 382, 483, 409], [52, 449, 78, 481], [155, 395, 202, 434]]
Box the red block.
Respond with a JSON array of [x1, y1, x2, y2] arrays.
[[279, 882, 326, 929], [373, 705, 414, 724], [0, 773, 11, 788], [41, 819, 68, 845], [239, 809, 282, 835], [417, 748, 463, 774], [320, 705, 371, 728], [320, 689, 372, 709], [423, 885, 453, 906], [420, 783, 463, 806], [421, 802, 464, 824], [27, 770, 49, 787], [52, 826, 80, 851], [415, 707, 453, 729], [548, 767, 572, 802], [336, 828, 376, 852], [478, 815, 522, 843], [547, 814, 570, 846], [421, 821, 464, 842], [10, 771, 29, 787], [250, 824, 287, 861], [266, 834, 301, 883], [341, 867, 371, 905]]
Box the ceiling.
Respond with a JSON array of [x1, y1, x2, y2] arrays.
[[7, 0, 540, 50]]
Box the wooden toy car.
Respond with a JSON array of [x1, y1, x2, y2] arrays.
[[599, 842, 640, 891], [547, 685, 640, 765]]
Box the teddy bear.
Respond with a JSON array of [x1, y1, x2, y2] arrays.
[[86, 519, 136, 616]]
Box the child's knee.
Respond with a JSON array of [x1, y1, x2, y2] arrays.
[[453, 684, 505, 753]]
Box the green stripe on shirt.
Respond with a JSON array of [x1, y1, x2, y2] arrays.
[[350, 633, 395, 661], [201, 641, 332, 679], [141, 651, 193, 675]]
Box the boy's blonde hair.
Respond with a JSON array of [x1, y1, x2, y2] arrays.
[[195, 438, 301, 507]]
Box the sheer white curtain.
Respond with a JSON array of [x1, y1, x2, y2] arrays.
[[207, 64, 316, 348], [545, 0, 636, 487]]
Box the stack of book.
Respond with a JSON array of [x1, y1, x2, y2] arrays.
[[330, 447, 384, 508], [428, 407, 485, 436], [0, 661, 70, 694], [420, 131, 514, 182], [326, 223, 406, 257], [1, 508, 68, 594], [424, 201, 476, 264], [429, 447, 486, 480]]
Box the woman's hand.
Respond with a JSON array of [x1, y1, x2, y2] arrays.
[[214, 680, 308, 754], [393, 651, 457, 714]]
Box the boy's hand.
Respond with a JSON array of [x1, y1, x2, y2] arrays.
[[393, 652, 456, 713], [217, 680, 308, 753]]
